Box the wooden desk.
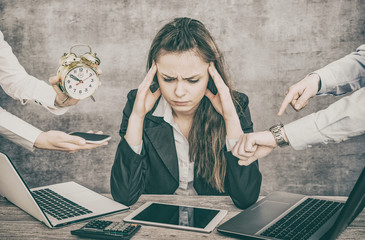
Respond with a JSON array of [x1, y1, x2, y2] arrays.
[[0, 194, 364, 239]]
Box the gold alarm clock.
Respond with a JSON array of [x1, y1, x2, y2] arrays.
[[57, 44, 100, 101]]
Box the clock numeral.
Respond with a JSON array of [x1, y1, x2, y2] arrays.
[[67, 80, 70, 83], [85, 88, 88, 92], [73, 89, 76, 92], [79, 68, 83, 72], [89, 84, 93, 88], [89, 73, 92, 77], [91, 79, 94, 82], [79, 90, 82, 94], [86, 69, 89, 73], [68, 85, 72, 89]]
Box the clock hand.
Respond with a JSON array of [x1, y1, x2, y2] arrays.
[[77, 74, 95, 86], [70, 74, 82, 82], [70, 74, 85, 86], [83, 74, 93, 82]]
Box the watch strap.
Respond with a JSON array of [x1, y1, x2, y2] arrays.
[[269, 123, 289, 147]]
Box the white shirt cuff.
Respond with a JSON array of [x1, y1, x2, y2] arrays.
[[226, 137, 238, 152], [22, 80, 70, 115], [0, 108, 43, 151], [129, 140, 143, 154], [284, 113, 325, 150], [313, 69, 336, 95]]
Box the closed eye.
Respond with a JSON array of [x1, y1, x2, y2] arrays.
[[187, 79, 199, 83], [162, 77, 199, 83], [163, 78, 175, 82]]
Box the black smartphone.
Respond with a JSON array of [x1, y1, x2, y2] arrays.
[[69, 132, 111, 144]]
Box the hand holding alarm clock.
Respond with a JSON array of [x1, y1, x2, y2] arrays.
[[57, 44, 101, 103]]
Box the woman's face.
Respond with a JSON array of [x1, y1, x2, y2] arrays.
[[156, 50, 210, 116]]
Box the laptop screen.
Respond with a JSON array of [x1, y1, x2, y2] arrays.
[[326, 167, 365, 240]]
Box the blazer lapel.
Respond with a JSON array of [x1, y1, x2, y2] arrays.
[[144, 121, 179, 183]]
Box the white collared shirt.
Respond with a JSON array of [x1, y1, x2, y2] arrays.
[[128, 96, 238, 195], [0, 30, 69, 151], [152, 96, 195, 193]]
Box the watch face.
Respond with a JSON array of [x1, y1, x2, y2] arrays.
[[64, 66, 99, 99]]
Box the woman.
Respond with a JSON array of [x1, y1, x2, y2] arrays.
[[111, 18, 261, 209]]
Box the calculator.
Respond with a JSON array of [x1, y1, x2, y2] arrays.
[[71, 219, 141, 239]]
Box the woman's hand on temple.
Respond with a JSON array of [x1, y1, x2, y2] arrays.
[[131, 63, 161, 119], [205, 63, 236, 119], [205, 62, 243, 139], [125, 63, 161, 147]]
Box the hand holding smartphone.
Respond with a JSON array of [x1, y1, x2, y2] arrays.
[[69, 132, 111, 144]]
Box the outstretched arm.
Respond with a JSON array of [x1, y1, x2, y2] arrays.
[[0, 106, 107, 152], [278, 45, 365, 116], [0, 31, 81, 115], [234, 87, 365, 163]]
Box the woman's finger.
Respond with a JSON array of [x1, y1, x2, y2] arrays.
[[139, 63, 157, 90], [152, 88, 161, 99], [231, 134, 244, 158], [237, 135, 255, 157], [205, 89, 215, 101], [205, 89, 223, 115], [208, 62, 227, 91], [238, 158, 256, 166]]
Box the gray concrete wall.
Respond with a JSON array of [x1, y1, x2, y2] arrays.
[[0, 0, 364, 196]]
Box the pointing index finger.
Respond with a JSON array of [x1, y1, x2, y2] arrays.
[[278, 91, 294, 116]]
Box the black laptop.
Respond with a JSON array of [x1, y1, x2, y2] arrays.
[[218, 167, 365, 240]]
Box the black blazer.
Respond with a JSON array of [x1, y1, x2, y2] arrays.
[[111, 89, 262, 209]]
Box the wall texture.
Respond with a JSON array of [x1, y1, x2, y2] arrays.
[[0, 0, 364, 196]]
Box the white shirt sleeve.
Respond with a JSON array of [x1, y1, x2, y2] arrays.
[[285, 87, 365, 150], [0, 30, 68, 115], [0, 106, 42, 151], [284, 45, 365, 150], [314, 44, 365, 95]]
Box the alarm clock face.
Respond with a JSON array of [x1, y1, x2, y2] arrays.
[[64, 66, 99, 99]]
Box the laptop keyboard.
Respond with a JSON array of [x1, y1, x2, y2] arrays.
[[260, 198, 344, 240], [32, 188, 93, 220]]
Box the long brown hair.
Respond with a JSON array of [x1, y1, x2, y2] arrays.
[[147, 18, 236, 192]]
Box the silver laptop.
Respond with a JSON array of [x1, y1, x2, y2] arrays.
[[218, 167, 365, 240], [0, 152, 129, 228]]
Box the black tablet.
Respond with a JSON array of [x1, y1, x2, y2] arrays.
[[123, 202, 227, 233]]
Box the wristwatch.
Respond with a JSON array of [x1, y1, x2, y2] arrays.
[[269, 123, 289, 147]]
